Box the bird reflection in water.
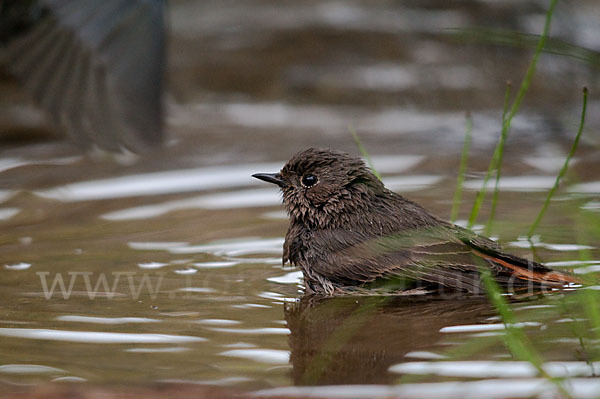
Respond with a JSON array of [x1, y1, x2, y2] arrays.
[[284, 294, 494, 385]]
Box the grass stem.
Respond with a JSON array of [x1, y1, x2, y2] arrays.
[[486, 82, 512, 234], [450, 113, 473, 222], [527, 87, 588, 238], [479, 267, 572, 398], [468, 0, 559, 229], [350, 126, 382, 181]]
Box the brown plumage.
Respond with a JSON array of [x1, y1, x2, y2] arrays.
[[253, 148, 579, 295]]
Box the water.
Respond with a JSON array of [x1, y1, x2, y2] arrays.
[[2, 152, 599, 396], [1, 0, 600, 398]]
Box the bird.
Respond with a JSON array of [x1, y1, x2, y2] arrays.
[[1, 0, 165, 151], [253, 147, 579, 295]]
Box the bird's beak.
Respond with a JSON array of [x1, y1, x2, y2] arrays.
[[252, 173, 286, 188]]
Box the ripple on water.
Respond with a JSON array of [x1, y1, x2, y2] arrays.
[[258, 291, 297, 303], [508, 238, 594, 251], [125, 347, 190, 353], [0, 208, 20, 220], [195, 319, 241, 326], [305, 64, 483, 91], [369, 155, 424, 173], [388, 360, 600, 378], [569, 181, 600, 194], [0, 189, 17, 203], [251, 379, 600, 399], [55, 316, 161, 324], [383, 175, 443, 192], [404, 351, 447, 360], [439, 322, 541, 333], [232, 304, 271, 309], [128, 242, 188, 250], [4, 262, 31, 271], [0, 328, 205, 344], [261, 210, 287, 220], [168, 237, 284, 256], [101, 188, 281, 221], [51, 376, 87, 382], [0, 364, 66, 374], [0, 156, 81, 174], [192, 261, 239, 269], [573, 265, 600, 274], [522, 156, 576, 173], [207, 327, 290, 335], [582, 200, 600, 211], [222, 342, 256, 349], [544, 260, 600, 274], [464, 176, 557, 192], [219, 349, 290, 364], [545, 260, 600, 268], [228, 257, 282, 265], [267, 271, 303, 285], [34, 162, 284, 202], [138, 262, 169, 269], [158, 376, 253, 386], [95, 159, 438, 221], [176, 287, 216, 294], [174, 268, 198, 275], [210, 101, 475, 137]]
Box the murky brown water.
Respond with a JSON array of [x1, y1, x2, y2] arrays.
[[1, 1, 600, 398]]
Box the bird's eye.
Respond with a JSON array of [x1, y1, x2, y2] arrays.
[[301, 174, 318, 188]]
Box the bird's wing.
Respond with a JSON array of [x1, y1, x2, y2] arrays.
[[311, 224, 576, 293], [2, 0, 165, 151]]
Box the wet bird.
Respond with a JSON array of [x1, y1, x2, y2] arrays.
[[253, 148, 578, 295], [1, 0, 165, 151]]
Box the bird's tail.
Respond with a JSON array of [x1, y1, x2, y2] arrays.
[[474, 250, 581, 287]]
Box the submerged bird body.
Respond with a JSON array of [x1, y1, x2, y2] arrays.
[[253, 148, 577, 295]]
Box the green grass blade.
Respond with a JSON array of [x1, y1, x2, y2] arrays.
[[446, 28, 600, 67], [450, 113, 473, 222], [501, 81, 513, 123], [467, 150, 499, 228], [485, 82, 512, 234], [576, 211, 600, 344], [503, 0, 558, 126], [527, 87, 588, 238], [479, 266, 572, 398], [350, 126, 382, 181], [467, 0, 559, 229]]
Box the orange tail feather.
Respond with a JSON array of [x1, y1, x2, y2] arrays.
[[474, 250, 581, 286]]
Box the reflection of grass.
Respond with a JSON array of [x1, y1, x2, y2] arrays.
[[571, 212, 600, 367], [479, 266, 572, 398]]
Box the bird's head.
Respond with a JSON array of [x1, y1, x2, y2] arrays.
[[253, 148, 385, 228]]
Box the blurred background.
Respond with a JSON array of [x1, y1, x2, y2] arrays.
[[1, 0, 600, 397], [2, 0, 599, 163]]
